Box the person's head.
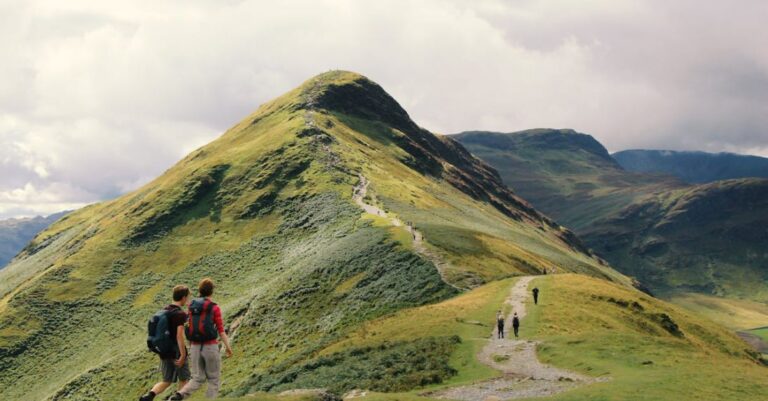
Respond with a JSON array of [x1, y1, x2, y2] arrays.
[[198, 278, 215, 298], [514, 312, 518, 316], [172, 285, 190, 306]]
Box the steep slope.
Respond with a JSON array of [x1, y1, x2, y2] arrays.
[[455, 130, 768, 304], [614, 149, 768, 183], [0, 212, 67, 269], [0, 72, 625, 400], [586, 178, 768, 300], [454, 130, 684, 231]]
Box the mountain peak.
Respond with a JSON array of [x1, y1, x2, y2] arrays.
[[295, 70, 416, 131]]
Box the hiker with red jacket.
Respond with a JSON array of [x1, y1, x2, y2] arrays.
[[139, 285, 191, 401], [170, 278, 234, 400]]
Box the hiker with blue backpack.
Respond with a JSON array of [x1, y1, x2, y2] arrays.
[[170, 278, 234, 400], [139, 285, 191, 401]]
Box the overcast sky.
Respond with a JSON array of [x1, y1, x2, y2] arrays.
[[1, 0, 767, 219]]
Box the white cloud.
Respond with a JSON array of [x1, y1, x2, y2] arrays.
[[0, 0, 766, 218]]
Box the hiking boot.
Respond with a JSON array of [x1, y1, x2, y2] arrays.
[[138, 392, 155, 401], [167, 392, 184, 401]]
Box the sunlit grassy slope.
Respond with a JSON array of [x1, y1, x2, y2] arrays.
[[455, 130, 768, 306], [666, 292, 768, 330], [747, 327, 768, 342], [0, 71, 626, 400], [301, 275, 767, 401], [524, 274, 767, 401]]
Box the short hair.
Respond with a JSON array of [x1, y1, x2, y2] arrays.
[[199, 278, 215, 297], [172, 285, 190, 301]]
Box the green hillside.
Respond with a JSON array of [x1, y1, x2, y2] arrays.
[[455, 130, 768, 311], [0, 72, 625, 400], [454, 130, 683, 231]]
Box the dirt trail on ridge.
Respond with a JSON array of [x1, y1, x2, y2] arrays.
[[352, 175, 460, 290], [425, 276, 606, 400]]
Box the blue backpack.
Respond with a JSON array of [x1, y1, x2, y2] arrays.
[[186, 298, 218, 343], [147, 306, 180, 356]]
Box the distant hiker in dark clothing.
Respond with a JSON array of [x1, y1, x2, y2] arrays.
[[170, 278, 234, 400], [496, 310, 505, 339], [139, 285, 191, 401], [533, 287, 539, 305], [512, 313, 520, 338]]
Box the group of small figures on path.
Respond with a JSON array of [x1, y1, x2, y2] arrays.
[[495, 287, 539, 339]]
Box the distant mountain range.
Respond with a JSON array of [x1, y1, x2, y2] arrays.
[[0, 212, 68, 269], [456, 130, 768, 305], [614, 149, 768, 184]]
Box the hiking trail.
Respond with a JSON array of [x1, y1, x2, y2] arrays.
[[352, 175, 461, 291], [425, 276, 606, 400]]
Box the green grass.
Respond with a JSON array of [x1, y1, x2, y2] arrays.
[[747, 327, 768, 342], [320, 278, 514, 387], [520, 274, 768, 401], [665, 292, 768, 331]]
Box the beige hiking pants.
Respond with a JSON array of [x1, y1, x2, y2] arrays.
[[179, 343, 221, 398]]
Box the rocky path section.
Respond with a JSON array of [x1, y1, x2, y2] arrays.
[[352, 175, 461, 291], [427, 276, 605, 400]]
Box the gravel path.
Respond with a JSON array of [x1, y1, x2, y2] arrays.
[[427, 276, 606, 400]]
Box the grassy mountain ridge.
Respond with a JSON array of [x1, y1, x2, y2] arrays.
[[614, 149, 768, 183], [262, 275, 768, 401], [455, 129, 768, 305], [0, 72, 624, 400], [454, 130, 683, 231]]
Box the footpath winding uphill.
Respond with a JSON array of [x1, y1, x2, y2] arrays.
[[351, 177, 602, 399], [352, 175, 460, 290], [429, 277, 605, 400]]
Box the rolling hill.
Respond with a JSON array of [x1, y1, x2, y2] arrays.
[[0, 72, 627, 400], [0, 212, 67, 269], [455, 130, 768, 307], [614, 149, 768, 184]]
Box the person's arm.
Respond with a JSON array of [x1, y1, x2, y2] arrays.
[[220, 331, 233, 358], [214, 305, 234, 357], [175, 325, 187, 367]]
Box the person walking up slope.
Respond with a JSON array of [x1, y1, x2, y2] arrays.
[[532, 287, 539, 305], [512, 313, 520, 338], [496, 310, 505, 339], [139, 285, 191, 401], [170, 278, 234, 400]]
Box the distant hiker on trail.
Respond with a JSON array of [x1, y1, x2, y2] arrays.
[[139, 285, 191, 401], [169, 278, 234, 400], [512, 313, 520, 338], [533, 287, 539, 305], [496, 310, 505, 339]]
